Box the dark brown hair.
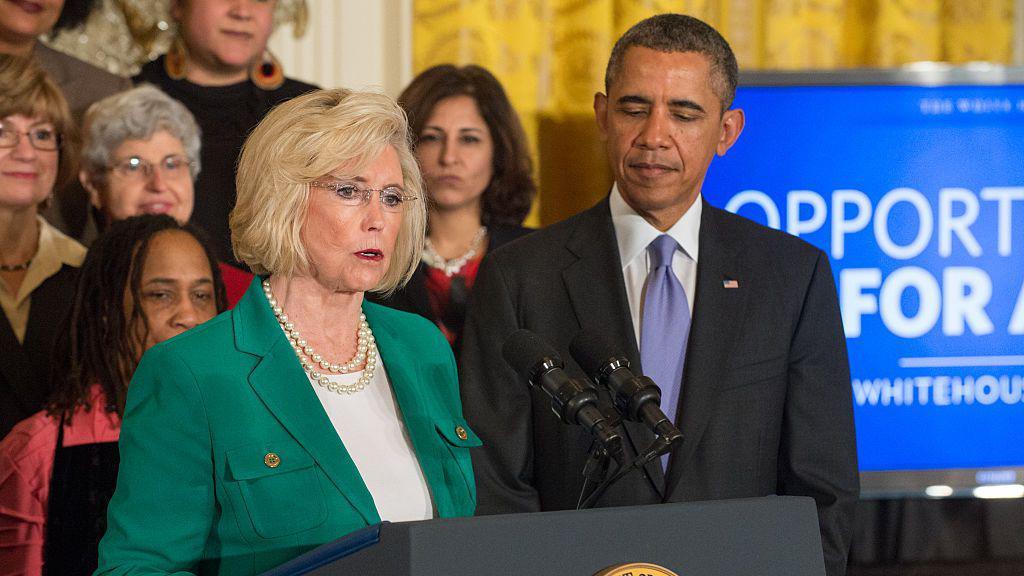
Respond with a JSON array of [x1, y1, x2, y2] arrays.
[[48, 215, 227, 420], [398, 64, 536, 227]]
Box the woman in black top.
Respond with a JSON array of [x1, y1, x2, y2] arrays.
[[133, 0, 316, 265], [372, 65, 536, 356], [0, 55, 83, 438]]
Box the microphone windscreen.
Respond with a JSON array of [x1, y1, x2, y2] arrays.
[[569, 327, 622, 376], [502, 329, 561, 377]]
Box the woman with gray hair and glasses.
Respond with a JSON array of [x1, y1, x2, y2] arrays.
[[78, 85, 252, 305], [96, 88, 480, 575]]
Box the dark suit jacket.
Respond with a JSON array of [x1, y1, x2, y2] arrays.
[[0, 264, 79, 438], [370, 223, 532, 356], [460, 197, 859, 576]]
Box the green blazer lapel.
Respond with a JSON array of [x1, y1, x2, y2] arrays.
[[364, 302, 461, 518], [233, 279, 380, 525]]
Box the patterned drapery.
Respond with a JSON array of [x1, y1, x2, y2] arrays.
[[412, 0, 1016, 226]]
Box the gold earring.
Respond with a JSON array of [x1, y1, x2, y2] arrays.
[[250, 49, 284, 90], [165, 34, 189, 80]]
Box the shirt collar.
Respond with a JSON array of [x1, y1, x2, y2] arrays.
[[35, 215, 86, 268], [6, 216, 86, 303], [609, 183, 701, 269]]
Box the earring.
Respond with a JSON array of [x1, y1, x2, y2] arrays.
[[250, 49, 284, 90], [165, 34, 189, 80]]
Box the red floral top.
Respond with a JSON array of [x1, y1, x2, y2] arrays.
[[422, 256, 483, 346]]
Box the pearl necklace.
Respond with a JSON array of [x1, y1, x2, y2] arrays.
[[263, 279, 377, 394], [421, 226, 487, 277]]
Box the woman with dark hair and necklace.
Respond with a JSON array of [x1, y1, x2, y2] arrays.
[[134, 0, 316, 266], [371, 64, 536, 356], [0, 214, 226, 576]]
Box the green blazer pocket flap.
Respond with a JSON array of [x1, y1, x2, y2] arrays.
[[227, 441, 316, 481], [435, 419, 482, 448]]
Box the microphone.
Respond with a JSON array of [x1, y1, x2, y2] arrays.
[[502, 329, 623, 460], [569, 329, 683, 446]]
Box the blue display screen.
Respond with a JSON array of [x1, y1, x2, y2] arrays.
[[702, 83, 1024, 473]]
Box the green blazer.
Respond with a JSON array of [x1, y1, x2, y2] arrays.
[[96, 279, 480, 575]]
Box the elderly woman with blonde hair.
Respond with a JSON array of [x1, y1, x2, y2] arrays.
[[95, 88, 480, 575]]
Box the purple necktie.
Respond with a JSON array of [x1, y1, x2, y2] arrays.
[[640, 235, 691, 469]]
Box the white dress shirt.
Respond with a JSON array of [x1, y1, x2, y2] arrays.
[[609, 184, 701, 347], [304, 344, 434, 523]]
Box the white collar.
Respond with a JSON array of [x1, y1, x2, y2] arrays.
[[609, 183, 701, 269]]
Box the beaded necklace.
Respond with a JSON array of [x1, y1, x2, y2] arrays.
[[421, 226, 487, 277]]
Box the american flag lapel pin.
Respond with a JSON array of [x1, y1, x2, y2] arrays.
[[723, 279, 739, 289]]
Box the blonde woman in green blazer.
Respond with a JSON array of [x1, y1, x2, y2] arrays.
[[96, 89, 480, 575]]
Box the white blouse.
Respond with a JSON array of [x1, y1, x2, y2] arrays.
[[305, 346, 434, 523]]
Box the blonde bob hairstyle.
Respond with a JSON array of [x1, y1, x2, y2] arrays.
[[231, 88, 426, 296]]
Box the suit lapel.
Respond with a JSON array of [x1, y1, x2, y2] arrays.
[[562, 200, 666, 496], [234, 280, 379, 525], [365, 303, 460, 518], [563, 202, 639, 367], [664, 203, 751, 498]]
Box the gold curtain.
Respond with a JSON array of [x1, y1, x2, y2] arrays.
[[412, 0, 1016, 226]]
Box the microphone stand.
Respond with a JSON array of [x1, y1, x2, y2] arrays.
[[576, 443, 614, 509], [577, 434, 678, 510], [565, 336, 686, 508], [575, 404, 626, 508]]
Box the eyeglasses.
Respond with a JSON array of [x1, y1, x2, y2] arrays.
[[107, 155, 193, 181], [310, 180, 419, 213], [0, 124, 61, 151]]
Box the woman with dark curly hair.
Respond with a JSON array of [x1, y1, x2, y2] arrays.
[[0, 214, 226, 576], [372, 64, 536, 354]]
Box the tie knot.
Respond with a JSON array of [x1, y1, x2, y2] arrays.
[[647, 234, 679, 269]]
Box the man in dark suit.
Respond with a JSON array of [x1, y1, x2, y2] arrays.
[[459, 13, 859, 576]]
